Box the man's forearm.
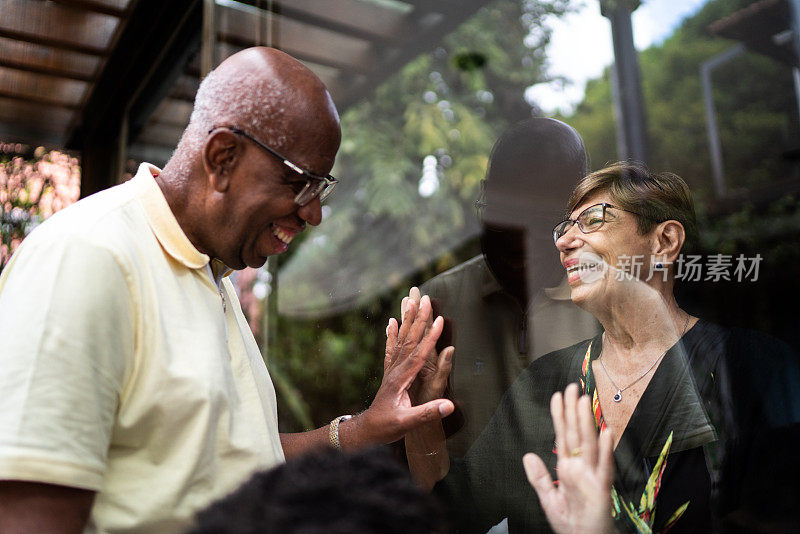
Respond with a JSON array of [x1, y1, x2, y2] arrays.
[[279, 415, 376, 460], [280, 429, 330, 460], [0, 481, 95, 534]]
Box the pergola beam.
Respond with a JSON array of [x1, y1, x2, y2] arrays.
[[0, 59, 95, 83], [227, 0, 408, 47], [335, 0, 488, 112], [49, 0, 131, 18], [0, 90, 81, 110], [0, 124, 66, 148], [402, 0, 464, 12], [0, 28, 108, 57], [67, 0, 199, 197], [127, 3, 202, 143], [216, 33, 371, 75]]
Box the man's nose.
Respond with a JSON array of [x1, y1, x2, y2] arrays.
[[297, 196, 323, 226]]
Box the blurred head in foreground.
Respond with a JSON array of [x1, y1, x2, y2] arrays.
[[189, 447, 447, 534]]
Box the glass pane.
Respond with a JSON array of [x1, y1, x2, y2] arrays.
[[2, 0, 799, 531]]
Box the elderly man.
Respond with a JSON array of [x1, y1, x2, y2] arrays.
[[0, 48, 452, 533]]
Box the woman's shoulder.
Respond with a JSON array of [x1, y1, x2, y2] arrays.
[[691, 319, 800, 424], [691, 319, 796, 369]]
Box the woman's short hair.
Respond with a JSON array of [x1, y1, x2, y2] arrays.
[[566, 162, 698, 250]]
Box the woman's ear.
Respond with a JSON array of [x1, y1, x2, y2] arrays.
[[652, 220, 685, 263], [203, 130, 241, 192]]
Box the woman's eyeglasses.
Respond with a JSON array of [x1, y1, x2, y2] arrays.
[[552, 203, 641, 244]]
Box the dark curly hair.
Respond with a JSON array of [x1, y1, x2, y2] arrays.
[[188, 447, 448, 534]]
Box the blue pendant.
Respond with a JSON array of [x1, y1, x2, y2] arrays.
[[613, 390, 622, 402]]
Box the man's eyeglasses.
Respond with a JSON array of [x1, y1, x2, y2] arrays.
[[552, 203, 640, 244], [474, 179, 487, 218], [209, 126, 338, 206]]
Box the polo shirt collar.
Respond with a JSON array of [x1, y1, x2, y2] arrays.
[[132, 162, 210, 270], [479, 255, 503, 297], [479, 253, 571, 301], [543, 275, 573, 301], [210, 257, 233, 281]]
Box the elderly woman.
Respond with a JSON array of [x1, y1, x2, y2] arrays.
[[402, 162, 800, 533]]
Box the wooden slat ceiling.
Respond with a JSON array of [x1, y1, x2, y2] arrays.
[[0, 0, 135, 146], [130, 0, 489, 165], [1, 0, 489, 165]]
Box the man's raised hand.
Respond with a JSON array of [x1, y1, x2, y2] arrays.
[[356, 295, 454, 445], [402, 288, 454, 405]]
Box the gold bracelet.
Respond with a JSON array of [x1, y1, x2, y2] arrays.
[[328, 415, 353, 450]]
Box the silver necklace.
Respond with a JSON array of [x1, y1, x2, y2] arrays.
[[598, 312, 690, 402]]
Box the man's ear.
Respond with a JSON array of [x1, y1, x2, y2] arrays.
[[652, 220, 685, 262], [203, 130, 241, 192]]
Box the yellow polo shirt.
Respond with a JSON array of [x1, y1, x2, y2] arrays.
[[0, 163, 285, 533]]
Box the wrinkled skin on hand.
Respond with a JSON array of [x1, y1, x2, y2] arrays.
[[523, 383, 615, 534], [400, 288, 454, 406], [355, 296, 455, 445]]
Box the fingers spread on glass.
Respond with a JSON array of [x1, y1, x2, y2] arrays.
[[524, 384, 614, 534]]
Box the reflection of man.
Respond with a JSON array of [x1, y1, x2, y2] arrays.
[[0, 48, 452, 533], [420, 118, 600, 456]]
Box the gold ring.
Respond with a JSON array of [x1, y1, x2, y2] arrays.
[[568, 447, 582, 457]]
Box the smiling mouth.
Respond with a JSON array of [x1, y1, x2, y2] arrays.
[[272, 225, 295, 246], [566, 262, 601, 275]]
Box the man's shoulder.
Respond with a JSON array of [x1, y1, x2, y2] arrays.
[[7, 181, 148, 281], [26, 181, 143, 253], [512, 338, 594, 391], [533, 338, 593, 370], [489, 338, 595, 431], [420, 255, 486, 295]]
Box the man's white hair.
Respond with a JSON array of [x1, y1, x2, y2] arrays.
[[170, 67, 288, 177]]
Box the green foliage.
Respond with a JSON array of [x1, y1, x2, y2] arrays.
[[562, 0, 799, 202], [270, 308, 385, 432], [558, 71, 617, 168], [701, 194, 800, 255], [556, 0, 800, 295]]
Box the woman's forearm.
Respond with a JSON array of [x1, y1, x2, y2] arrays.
[[405, 420, 449, 491]]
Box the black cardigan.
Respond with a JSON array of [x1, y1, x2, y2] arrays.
[[434, 320, 800, 533]]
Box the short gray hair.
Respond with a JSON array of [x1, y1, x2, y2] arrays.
[[567, 162, 698, 252], [170, 67, 288, 176]]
